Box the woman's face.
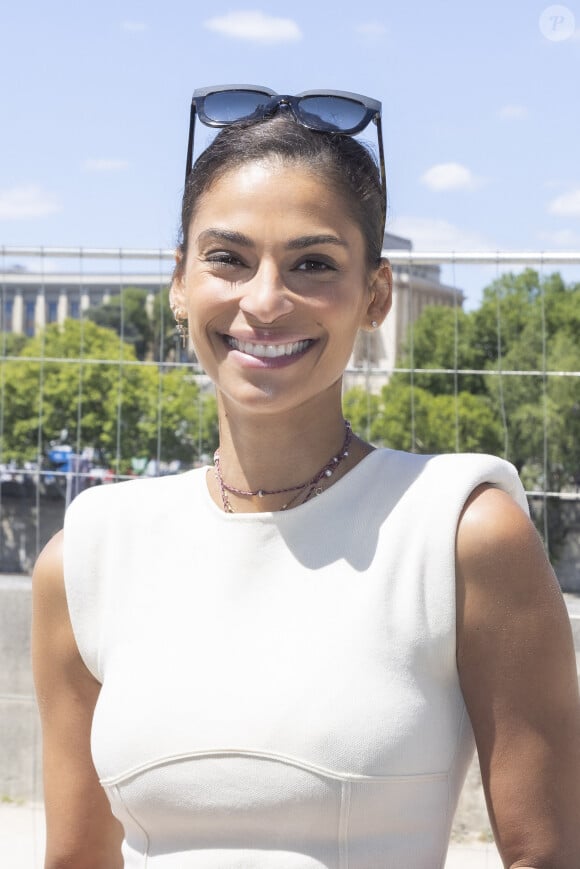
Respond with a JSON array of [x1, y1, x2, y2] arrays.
[[172, 158, 391, 417]]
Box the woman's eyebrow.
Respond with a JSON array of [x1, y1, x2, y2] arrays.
[[196, 229, 254, 247], [286, 235, 347, 250], [195, 230, 347, 250]]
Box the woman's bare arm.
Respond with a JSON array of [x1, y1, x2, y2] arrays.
[[456, 485, 580, 869], [32, 530, 124, 869]]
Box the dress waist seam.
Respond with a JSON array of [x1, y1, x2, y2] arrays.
[[99, 747, 450, 787]]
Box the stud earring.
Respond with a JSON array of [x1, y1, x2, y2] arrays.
[[370, 320, 378, 329]]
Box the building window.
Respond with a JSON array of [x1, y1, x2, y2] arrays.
[[25, 301, 35, 337], [47, 300, 58, 324], [69, 299, 80, 319], [2, 299, 13, 332]]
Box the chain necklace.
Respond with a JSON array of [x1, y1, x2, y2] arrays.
[[213, 421, 353, 513]]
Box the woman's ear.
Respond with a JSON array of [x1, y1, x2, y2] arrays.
[[169, 249, 186, 314], [363, 258, 392, 331]]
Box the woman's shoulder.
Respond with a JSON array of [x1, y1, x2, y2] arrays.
[[372, 445, 516, 472], [371, 447, 525, 503]]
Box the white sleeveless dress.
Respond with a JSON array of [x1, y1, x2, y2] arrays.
[[63, 448, 528, 868]]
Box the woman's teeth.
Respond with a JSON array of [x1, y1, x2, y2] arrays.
[[225, 337, 311, 358]]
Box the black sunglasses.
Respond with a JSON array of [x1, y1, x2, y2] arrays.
[[185, 84, 386, 214]]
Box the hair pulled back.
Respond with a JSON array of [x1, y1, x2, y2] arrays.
[[177, 115, 386, 273]]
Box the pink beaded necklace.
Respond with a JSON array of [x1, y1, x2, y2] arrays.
[[213, 421, 353, 513]]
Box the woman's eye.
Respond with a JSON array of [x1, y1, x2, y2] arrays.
[[296, 258, 335, 272], [205, 252, 243, 268]]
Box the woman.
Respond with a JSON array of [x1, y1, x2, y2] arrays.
[[33, 87, 580, 868]]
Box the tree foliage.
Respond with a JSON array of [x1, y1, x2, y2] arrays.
[[0, 319, 218, 468], [86, 286, 177, 361], [396, 305, 486, 395], [344, 269, 580, 492]]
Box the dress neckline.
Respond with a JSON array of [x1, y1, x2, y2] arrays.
[[196, 447, 389, 522]]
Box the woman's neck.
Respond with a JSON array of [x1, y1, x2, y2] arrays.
[[207, 392, 372, 512]]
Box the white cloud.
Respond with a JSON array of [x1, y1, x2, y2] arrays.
[[0, 185, 61, 220], [537, 229, 580, 247], [387, 216, 495, 251], [203, 10, 302, 44], [83, 159, 129, 172], [499, 104, 528, 120], [355, 22, 387, 38], [121, 21, 148, 32], [548, 187, 580, 217], [420, 162, 484, 192]]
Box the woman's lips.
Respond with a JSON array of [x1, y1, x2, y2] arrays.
[[224, 335, 313, 358], [222, 335, 316, 367]]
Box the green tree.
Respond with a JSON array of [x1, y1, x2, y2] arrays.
[[473, 270, 580, 485], [86, 286, 178, 362], [346, 381, 502, 455], [344, 267, 579, 492], [151, 288, 179, 362], [0, 332, 27, 356], [396, 305, 486, 396], [342, 386, 380, 441], [141, 371, 218, 464], [0, 320, 218, 468], [472, 269, 580, 365], [541, 332, 580, 490], [86, 287, 153, 360]]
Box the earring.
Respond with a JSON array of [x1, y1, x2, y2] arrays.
[[370, 320, 378, 329], [175, 320, 188, 349]]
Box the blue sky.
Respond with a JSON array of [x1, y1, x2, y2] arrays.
[[1, 0, 579, 304]]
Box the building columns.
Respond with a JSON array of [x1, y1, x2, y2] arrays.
[[34, 292, 46, 333], [12, 292, 24, 334], [57, 292, 68, 325]]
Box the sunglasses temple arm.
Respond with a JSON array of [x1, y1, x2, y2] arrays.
[[374, 114, 387, 228], [185, 103, 197, 181]]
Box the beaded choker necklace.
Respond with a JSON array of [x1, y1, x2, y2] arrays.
[[213, 421, 353, 513]]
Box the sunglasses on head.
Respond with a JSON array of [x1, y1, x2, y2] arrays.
[[185, 84, 386, 212]]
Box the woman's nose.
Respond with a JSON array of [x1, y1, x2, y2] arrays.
[[238, 264, 294, 323]]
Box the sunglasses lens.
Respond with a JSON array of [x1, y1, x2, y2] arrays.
[[297, 96, 370, 132], [202, 90, 272, 123]]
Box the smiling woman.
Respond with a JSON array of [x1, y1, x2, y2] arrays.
[[32, 87, 580, 869]]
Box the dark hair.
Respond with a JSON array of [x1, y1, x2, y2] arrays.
[[176, 115, 386, 274]]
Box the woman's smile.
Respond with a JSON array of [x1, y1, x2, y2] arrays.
[[222, 334, 317, 367]]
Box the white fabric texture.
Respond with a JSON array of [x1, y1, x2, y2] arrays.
[[63, 448, 528, 868]]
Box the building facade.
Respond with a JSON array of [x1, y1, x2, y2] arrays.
[[0, 267, 161, 337]]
